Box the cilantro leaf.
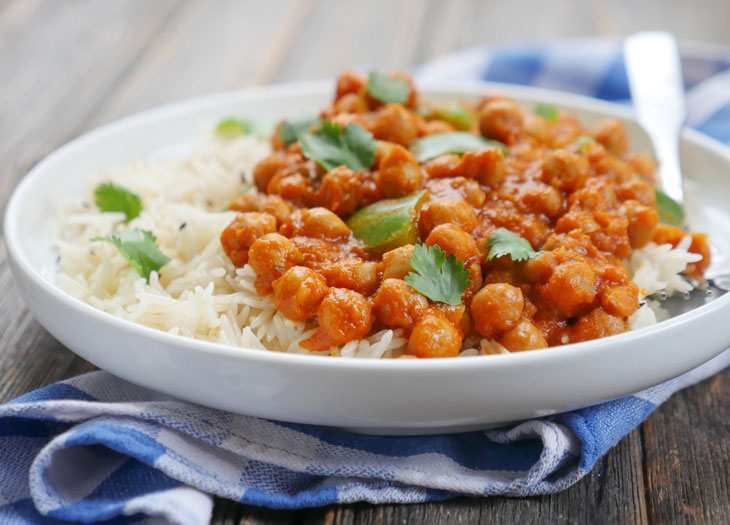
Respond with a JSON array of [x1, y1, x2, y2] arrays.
[[404, 244, 472, 305], [300, 120, 376, 171], [279, 115, 321, 146], [533, 103, 558, 124], [94, 183, 143, 223], [410, 132, 507, 163], [484, 228, 539, 262], [367, 72, 411, 104], [92, 228, 171, 282]]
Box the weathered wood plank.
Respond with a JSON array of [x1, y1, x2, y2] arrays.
[[87, 0, 312, 126], [0, 0, 185, 227], [642, 368, 730, 524]]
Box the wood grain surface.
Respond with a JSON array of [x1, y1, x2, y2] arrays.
[[1, 1, 728, 523]]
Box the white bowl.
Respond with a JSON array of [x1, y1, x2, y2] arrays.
[[5, 81, 730, 434]]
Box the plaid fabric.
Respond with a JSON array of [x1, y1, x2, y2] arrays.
[[2, 39, 729, 524]]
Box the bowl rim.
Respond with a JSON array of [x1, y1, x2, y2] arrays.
[[4, 78, 730, 373]]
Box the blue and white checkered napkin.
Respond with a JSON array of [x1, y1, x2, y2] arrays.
[[3, 40, 730, 525]]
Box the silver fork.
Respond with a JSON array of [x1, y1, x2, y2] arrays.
[[624, 32, 728, 307]]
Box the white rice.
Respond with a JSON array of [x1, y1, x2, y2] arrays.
[[55, 133, 703, 358]]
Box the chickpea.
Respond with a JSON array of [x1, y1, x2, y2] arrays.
[[266, 170, 314, 205], [616, 179, 656, 207], [541, 259, 596, 317], [585, 178, 618, 207], [228, 192, 264, 213], [372, 278, 428, 330], [470, 283, 524, 339], [524, 113, 554, 144], [592, 118, 628, 157], [592, 155, 633, 184], [371, 104, 419, 146], [623, 199, 659, 248], [478, 99, 524, 145], [333, 93, 369, 114], [459, 178, 487, 208], [317, 166, 362, 216], [422, 120, 455, 135], [627, 153, 658, 182], [541, 149, 589, 193], [272, 266, 329, 322], [373, 140, 396, 169], [599, 283, 639, 318], [460, 147, 506, 187], [220, 212, 277, 267], [498, 320, 548, 352], [253, 153, 288, 192], [382, 245, 415, 280], [423, 154, 461, 179], [319, 260, 381, 296], [568, 308, 626, 343], [260, 195, 293, 224], [280, 208, 351, 240], [376, 144, 423, 198], [425, 223, 479, 262], [335, 70, 366, 101], [518, 183, 563, 220], [229, 193, 292, 225], [418, 199, 478, 237], [317, 288, 374, 344], [248, 233, 304, 294], [407, 315, 462, 358]]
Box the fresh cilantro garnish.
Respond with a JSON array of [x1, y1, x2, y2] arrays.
[[92, 228, 171, 283], [410, 132, 507, 163], [367, 71, 411, 104], [484, 228, 539, 262], [94, 183, 143, 223], [279, 116, 321, 146], [534, 103, 558, 124], [404, 244, 472, 306], [300, 120, 376, 171]]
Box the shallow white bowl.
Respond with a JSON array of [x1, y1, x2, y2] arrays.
[[5, 81, 730, 434]]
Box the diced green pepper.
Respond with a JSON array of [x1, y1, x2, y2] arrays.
[[216, 118, 250, 138], [347, 190, 428, 253], [655, 189, 685, 226], [419, 102, 477, 131]]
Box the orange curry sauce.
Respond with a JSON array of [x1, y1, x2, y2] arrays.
[[219, 71, 710, 358]]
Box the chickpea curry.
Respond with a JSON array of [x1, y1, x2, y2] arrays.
[[219, 71, 709, 358]]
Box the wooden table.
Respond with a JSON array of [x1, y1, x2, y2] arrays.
[[1, 1, 729, 523]]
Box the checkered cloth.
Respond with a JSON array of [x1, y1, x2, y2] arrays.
[[2, 40, 730, 524]]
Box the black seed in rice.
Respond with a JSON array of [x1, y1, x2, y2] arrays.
[[179, 222, 187, 231]]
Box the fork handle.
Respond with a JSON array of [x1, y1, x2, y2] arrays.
[[624, 32, 686, 205]]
